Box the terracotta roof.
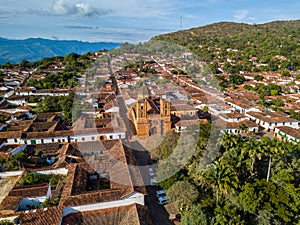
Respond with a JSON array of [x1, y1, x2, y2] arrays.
[[247, 110, 298, 123], [175, 119, 199, 127], [0, 131, 22, 139], [9, 184, 49, 197], [62, 204, 151, 225], [19, 206, 62, 225], [226, 97, 256, 109], [0, 196, 20, 212], [60, 140, 146, 208], [34, 112, 61, 122], [7, 95, 29, 101], [16, 87, 34, 92], [276, 126, 300, 139], [219, 112, 246, 120], [216, 119, 259, 129]]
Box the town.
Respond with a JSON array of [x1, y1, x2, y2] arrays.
[[0, 38, 299, 225]]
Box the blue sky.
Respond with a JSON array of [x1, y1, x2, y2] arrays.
[[0, 0, 299, 43]]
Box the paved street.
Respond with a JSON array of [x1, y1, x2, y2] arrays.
[[110, 57, 175, 225]]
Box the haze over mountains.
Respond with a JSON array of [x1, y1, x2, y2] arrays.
[[0, 37, 120, 64]]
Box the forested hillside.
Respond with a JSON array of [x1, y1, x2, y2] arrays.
[[152, 20, 300, 72]]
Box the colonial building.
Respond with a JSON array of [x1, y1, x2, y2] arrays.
[[129, 98, 171, 136]]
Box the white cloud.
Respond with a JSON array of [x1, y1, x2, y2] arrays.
[[52, 0, 112, 17], [234, 9, 249, 21]]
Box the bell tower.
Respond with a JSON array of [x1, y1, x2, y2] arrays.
[[136, 99, 149, 136], [160, 99, 171, 133]]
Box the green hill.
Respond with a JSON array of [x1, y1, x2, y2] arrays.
[[152, 20, 300, 71]]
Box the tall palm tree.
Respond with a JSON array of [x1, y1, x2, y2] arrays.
[[217, 132, 240, 152], [201, 161, 239, 205], [260, 137, 284, 182], [241, 139, 262, 178], [237, 123, 249, 134]]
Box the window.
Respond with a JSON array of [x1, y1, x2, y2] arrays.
[[82, 137, 85, 141], [62, 139, 65, 142], [52, 138, 54, 143], [109, 135, 113, 139], [100, 136, 104, 140], [283, 122, 285, 125], [92, 137, 95, 140], [14, 139, 17, 143], [41, 139, 44, 144]]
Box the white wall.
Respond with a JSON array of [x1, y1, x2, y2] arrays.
[[62, 192, 144, 218], [0, 170, 23, 178], [35, 168, 68, 175]]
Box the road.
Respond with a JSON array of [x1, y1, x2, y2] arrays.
[[109, 55, 175, 225]]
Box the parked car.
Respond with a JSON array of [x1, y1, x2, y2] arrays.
[[150, 177, 157, 186], [148, 167, 155, 177], [169, 214, 181, 222], [156, 190, 167, 205]]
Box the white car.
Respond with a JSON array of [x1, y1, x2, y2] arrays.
[[150, 177, 157, 186], [156, 190, 167, 205], [148, 167, 155, 177]]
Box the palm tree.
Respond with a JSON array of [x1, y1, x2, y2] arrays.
[[241, 139, 262, 178], [237, 123, 249, 134], [217, 132, 240, 152], [260, 137, 284, 182], [201, 161, 239, 205]]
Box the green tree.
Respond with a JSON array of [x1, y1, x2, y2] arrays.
[[19, 172, 41, 185], [40, 197, 60, 208], [167, 180, 198, 209], [6, 152, 28, 170], [0, 220, 14, 225], [228, 74, 245, 85], [181, 204, 210, 225], [217, 132, 240, 151], [237, 123, 249, 133], [199, 161, 238, 205], [254, 75, 264, 81]]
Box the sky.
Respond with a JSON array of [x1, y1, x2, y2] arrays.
[[0, 0, 299, 43]]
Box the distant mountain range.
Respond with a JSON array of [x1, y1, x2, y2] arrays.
[[0, 37, 120, 64]]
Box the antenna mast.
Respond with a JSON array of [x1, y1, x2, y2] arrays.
[[180, 16, 183, 30]]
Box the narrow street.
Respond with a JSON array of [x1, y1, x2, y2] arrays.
[[109, 55, 175, 225]]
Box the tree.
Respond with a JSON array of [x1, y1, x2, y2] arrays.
[[281, 70, 290, 77], [254, 75, 264, 81], [260, 137, 284, 182], [238, 179, 299, 223], [200, 161, 238, 205], [0, 220, 14, 225], [237, 123, 249, 133], [217, 132, 240, 151], [181, 204, 210, 225], [5, 152, 28, 170], [228, 74, 245, 85], [167, 180, 198, 209], [214, 203, 246, 225], [19, 60, 30, 69], [19, 172, 41, 185], [241, 139, 262, 178], [40, 197, 60, 208]]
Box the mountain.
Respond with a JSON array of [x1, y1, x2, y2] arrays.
[[152, 20, 300, 69], [0, 37, 120, 64]]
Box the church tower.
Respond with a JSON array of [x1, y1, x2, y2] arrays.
[[160, 99, 171, 134], [136, 99, 150, 136]]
